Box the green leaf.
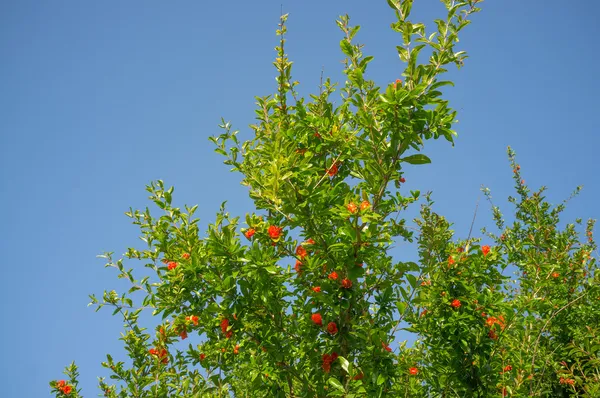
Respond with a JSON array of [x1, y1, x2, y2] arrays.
[[340, 39, 354, 57], [328, 377, 345, 391], [401, 154, 432, 165], [338, 356, 350, 373]]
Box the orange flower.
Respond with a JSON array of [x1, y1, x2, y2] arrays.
[[233, 345, 240, 354], [382, 342, 392, 352], [327, 162, 339, 177], [448, 256, 455, 266], [305, 238, 316, 245], [294, 260, 303, 274], [190, 315, 199, 326], [341, 278, 352, 289], [244, 228, 256, 240], [268, 225, 283, 240], [182, 253, 191, 260], [167, 261, 178, 270], [347, 202, 358, 214], [62, 385, 72, 395], [502, 365, 512, 373], [451, 299, 461, 309], [57, 380, 66, 388], [179, 329, 188, 340], [326, 322, 338, 335], [312, 286, 321, 293], [328, 271, 338, 281], [409, 367, 419, 375], [311, 313, 323, 326], [420, 309, 428, 317], [296, 245, 308, 259], [200, 353, 206, 361], [360, 200, 370, 211], [393, 79, 402, 88], [551, 272, 559, 278], [482, 245, 491, 256]]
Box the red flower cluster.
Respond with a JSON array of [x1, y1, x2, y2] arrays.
[[312, 286, 321, 293], [360, 200, 370, 211], [186, 315, 199, 326], [322, 352, 338, 373], [347, 202, 358, 214], [244, 228, 256, 240], [409, 367, 419, 375], [182, 252, 191, 260], [326, 322, 338, 335], [149, 347, 169, 364], [327, 162, 339, 177], [268, 225, 283, 240], [328, 271, 338, 281], [311, 313, 323, 326], [451, 299, 461, 309], [296, 245, 308, 259], [179, 329, 188, 340], [501, 365, 512, 373], [341, 278, 352, 289], [448, 256, 455, 266], [56, 380, 72, 395], [233, 344, 240, 355], [199, 353, 206, 361], [305, 238, 316, 245], [167, 261, 178, 271], [551, 272, 560, 278], [559, 377, 575, 386]]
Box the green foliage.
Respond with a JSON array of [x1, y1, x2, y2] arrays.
[[52, 1, 599, 397]]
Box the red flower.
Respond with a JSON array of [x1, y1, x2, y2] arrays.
[[502, 365, 512, 373], [322, 354, 333, 373], [486, 316, 498, 327], [225, 330, 233, 339], [191, 315, 199, 326], [159, 348, 168, 363], [200, 353, 206, 361], [296, 245, 308, 259], [179, 329, 188, 340], [341, 278, 352, 289], [409, 367, 419, 375], [312, 286, 321, 293], [62, 385, 72, 395], [551, 272, 559, 278], [328, 271, 338, 281], [420, 309, 428, 317], [393, 79, 402, 89], [268, 225, 283, 240], [448, 256, 455, 265], [400, 177, 406, 183], [305, 238, 316, 245], [327, 162, 339, 177], [353, 372, 364, 380], [167, 261, 178, 270], [234, 345, 240, 355], [149, 348, 158, 356], [57, 380, 66, 388], [326, 322, 338, 335], [294, 260, 303, 274], [382, 341, 392, 352], [451, 299, 461, 309], [488, 329, 498, 340], [182, 252, 191, 260], [346, 202, 358, 214], [360, 200, 370, 211], [357, 263, 364, 267], [220, 318, 229, 334], [482, 245, 491, 256], [244, 228, 256, 240], [311, 313, 323, 326]]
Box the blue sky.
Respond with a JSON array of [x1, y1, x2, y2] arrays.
[[1, 0, 599, 396]]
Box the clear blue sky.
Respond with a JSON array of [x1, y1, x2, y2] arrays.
[[1, 1, 599, 396]]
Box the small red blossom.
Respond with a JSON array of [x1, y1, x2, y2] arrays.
[[220, 318, 229, 334], [311, 313, 323, 326], [200, 353, 206, 361], [451, 299, 461, 309], [551, 272, 560, 278], [486, 316, 498, 328], [189, 315, 199, 326], [62, 385, 73, 395], [346, 202, 358, 214], [305, 238, 316, 245], [312, 286, 321, 293], [182, 252, 191, 260], [409, 367, 419, 375], [357, 263, 364, 267], [167, 261, 178, 270], [393, 79, 402, 88], [326, 322, 338, 335], [488, 329, 498, 340], [296, 245, 308, 259], [360, 200, 370, 211], [233, 345, 240, 355], [267, 225, 283, 240], [448, 256, 455, 266], [382, 342, 392, 352], [328, 271, 339, 280], [57, 380, 66, 388], [353, 372, 365, 380], [327, 162, 339, 177], [502, 365, 512, 373], [322, 353, 334, 373], [244, 228, 256, 240], [482, 245, 491, 256], [149, 348, 158, 356], [225, 330, 233, 339], [294, 260, 303, 274], [341, 278, 353, 289], [400, 177, 406, 183], [179, 329, 188, 340]]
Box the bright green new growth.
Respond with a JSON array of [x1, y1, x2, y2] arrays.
[[51, 1, 599, 397]]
